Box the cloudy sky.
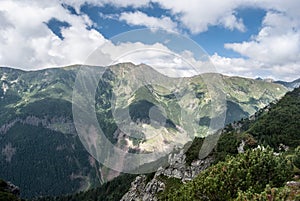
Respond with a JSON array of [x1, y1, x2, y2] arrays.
[[0, 0, 299, 81]]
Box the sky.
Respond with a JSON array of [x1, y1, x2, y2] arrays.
[[0, 0, 299, 81]]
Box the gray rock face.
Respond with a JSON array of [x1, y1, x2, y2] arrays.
[[0, 180, 20, 196], [155, 150, 213, 182], [120, 175, 165, 201], [120, 175, 147, 201], [237, 140, 245, 154], [120, 150, 213, 201], [286, 181, 300, 187], [7, 181, 20, 196]]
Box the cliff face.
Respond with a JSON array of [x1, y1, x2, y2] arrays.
[[121, 150, 213, 201]]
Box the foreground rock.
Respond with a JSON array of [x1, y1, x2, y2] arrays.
[[121, 150, 213, 201]]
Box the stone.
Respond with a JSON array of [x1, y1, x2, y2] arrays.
[[121, 152, 213, 201]]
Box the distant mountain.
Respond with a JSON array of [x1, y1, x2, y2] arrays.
[[275, 78, 300, 89], [0, 63, 288, 198]]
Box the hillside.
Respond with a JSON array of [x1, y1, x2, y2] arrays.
[[0, 63, 288, 198], [32, 85, 300, 201], [143, 87, 300, 200]]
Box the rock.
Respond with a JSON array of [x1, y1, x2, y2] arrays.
[[120, 175, 147, 201], [172, 169, 183, 179], [157, 182, 165, 192], [237, 140, 245, 153], [0, 179, 20, 196], [286, 181, 300, 187], [279, 143, 289, 151], [121, 151, 213, 201], [6, 181, 20, 196], [121, 175, 165, 201]]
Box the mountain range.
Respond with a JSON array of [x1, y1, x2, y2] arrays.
[[0, 63, 296, 198], [28, 75, 300, 201]]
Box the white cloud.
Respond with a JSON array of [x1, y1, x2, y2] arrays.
[[0, 0, 299, 81], [65, 0, 248, 33], [223, 8, 300, 81], [152, 0, 248, 33], [211, 53, 264, 77], [219, 12, 246, 32], [84, 41, 216, 77], [0, 0, 106, 69], [211, 53, 300, 81], [225, 11, 300, 65], [119, 11, 178, 31], [61, 0, 151, 13], [0, 0, 216, 77]]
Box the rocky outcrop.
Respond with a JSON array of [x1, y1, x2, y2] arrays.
[[120, 175, 165, 201], [0, 179, 20, 196], [5, 181, 20, 196], [286, 181, 300, 187], [237, 140, 245, 154], [156, 150, 213, 182], [121, 150, 213, 201]]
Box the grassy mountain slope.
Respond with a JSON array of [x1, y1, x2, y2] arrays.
[[162, 87, 300, 200], [32, 85, 300, 201], [0, 63, 288, 198]]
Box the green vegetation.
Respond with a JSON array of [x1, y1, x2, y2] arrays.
[[236, 184, 300, 201], [163, 87, 300, 200], [203, 87, 300, 164], [0, 179, 22, 201], [0, 124, 101, 198], [248, 88, 300, 150], [31, 174, 136, 201], [165, 148, 295, 200], [0, 65, 290, 198], [156, 175, 182, 200], [185, 137, 204, 165]]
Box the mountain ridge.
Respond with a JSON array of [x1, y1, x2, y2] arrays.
[[0, 63, 290, 198], [32, 85, 300, 201]]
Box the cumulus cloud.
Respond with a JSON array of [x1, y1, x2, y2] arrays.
[[119, 11, 178, 31], [60, 0, 151, 13], [0, 0, 299, 81], [152, 0, 247, 33], [225, 11, 300, 65], [223, 8, 300, 81], [0, 0, 106, 69], [211, 53, 265, 78], [219, 12, 246, 32], [63, 0, 249, 33], [0, 0, 215, 77], [85, 41, 215, 77], [211, 53, 299, 82]]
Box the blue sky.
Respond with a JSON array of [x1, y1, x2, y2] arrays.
[[0, 1, 299, 81], [76, 3, 266, 58]]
